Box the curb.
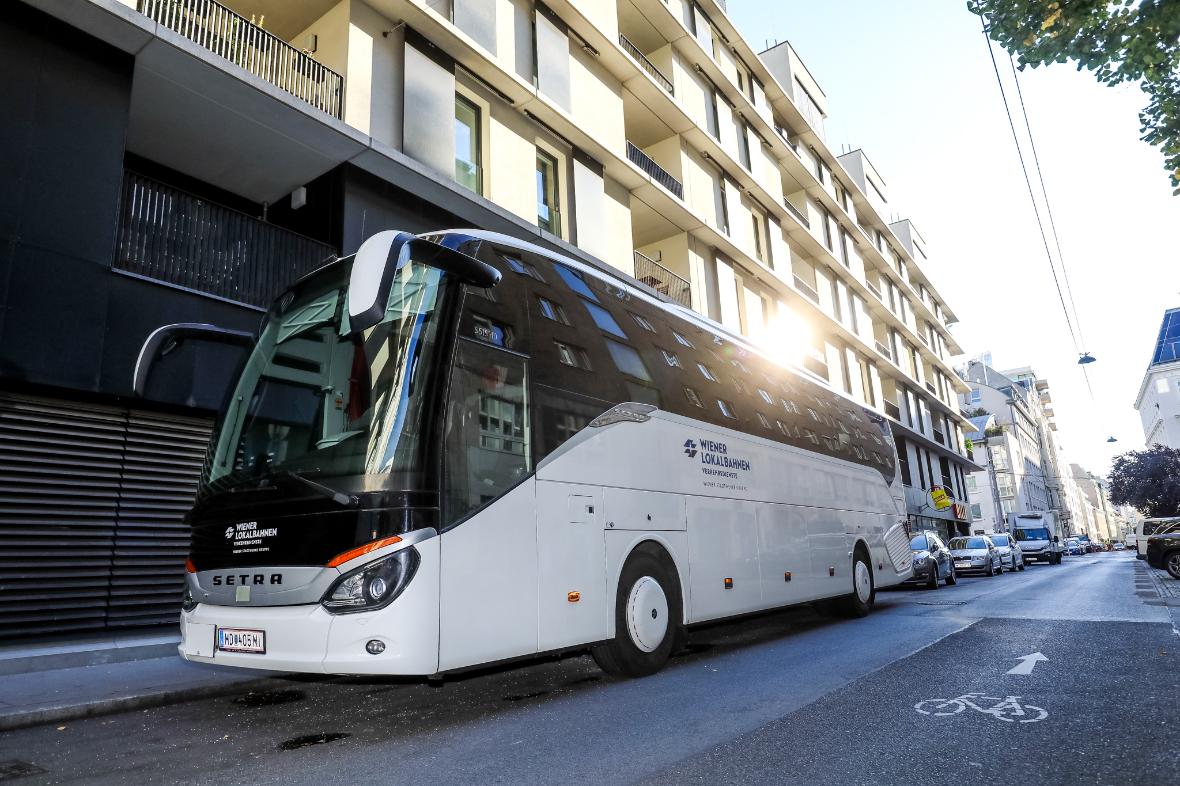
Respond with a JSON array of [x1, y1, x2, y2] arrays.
[[0, 676, 286, 733]]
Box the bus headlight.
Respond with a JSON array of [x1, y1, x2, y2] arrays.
[[322, 547, 420, 614]]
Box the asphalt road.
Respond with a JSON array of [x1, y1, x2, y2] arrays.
[[3, 552, 1176, 786]]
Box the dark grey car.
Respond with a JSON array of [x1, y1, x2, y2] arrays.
[[906, 532, 957, 589]]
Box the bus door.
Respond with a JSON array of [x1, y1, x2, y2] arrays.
[[438, 337, 538, 670]]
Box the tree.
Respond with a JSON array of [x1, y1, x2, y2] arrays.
[[964, 407, 990, 418], [969, 0, 1180, 194], [1107, 444, 1180, 517]]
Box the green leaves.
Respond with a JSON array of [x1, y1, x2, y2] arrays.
[[970, 0, 1180, 193], [1108, 445, 1180, 517]]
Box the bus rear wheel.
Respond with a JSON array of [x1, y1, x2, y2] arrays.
[[831, 548, 874, 618], [592, 547, 682, 678]]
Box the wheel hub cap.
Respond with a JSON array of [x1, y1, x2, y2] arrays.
[[627, 576, 669, 653], [854, 561, 872, 602]]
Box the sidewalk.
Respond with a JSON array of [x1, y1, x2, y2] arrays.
[[0, 653, 284, 732]]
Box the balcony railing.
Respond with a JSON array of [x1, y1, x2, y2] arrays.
[[875, 340, 893, 362], [633, 251, 691, 307], [782, 198, 809, 228], [883, 400, 901, 421], [114, 171, 336, 308], [793, 275, 820, 304], [627, 142, 684, 199], [619, 34, 674, 94], [140, 0, 344, 118]]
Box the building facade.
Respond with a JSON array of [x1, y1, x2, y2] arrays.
[[1135, 307, 1180, 449], [1, 0, 975, 643]]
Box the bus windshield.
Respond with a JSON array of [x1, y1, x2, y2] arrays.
[[203, 259, 453, 493]]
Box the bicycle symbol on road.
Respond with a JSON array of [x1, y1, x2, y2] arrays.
[[915, 693, 1048, 723]]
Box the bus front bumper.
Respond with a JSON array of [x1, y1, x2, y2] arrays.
[[178, 539, 441, 675]]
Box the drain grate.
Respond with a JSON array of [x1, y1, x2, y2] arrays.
[[0, 761, 46, 781], [503, 690, 549, 702], [279, 732, 350, 751], [915, 600, 968, 606], [1136, 591, 1159, 598]]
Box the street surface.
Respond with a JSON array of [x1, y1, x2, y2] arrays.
[[3, 552, 1176, 785]]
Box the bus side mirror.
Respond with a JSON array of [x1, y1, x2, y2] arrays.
[[348, 231, 501, 334], [133, 323, 255, 396]]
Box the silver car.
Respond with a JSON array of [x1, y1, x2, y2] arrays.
[[983, 532, 1024, 572], [948, 536, 1004, 577]]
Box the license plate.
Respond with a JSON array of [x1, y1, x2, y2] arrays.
[[216, 627, 265, 654], [955, 561, 970, 568]]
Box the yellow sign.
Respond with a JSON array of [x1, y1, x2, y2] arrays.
[[930, 487, 952, 510]]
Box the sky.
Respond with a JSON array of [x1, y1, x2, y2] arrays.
[[728, 0, 1178, 476]]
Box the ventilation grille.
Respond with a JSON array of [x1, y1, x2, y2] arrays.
[[0, 392, 212, 642], [884, 522, 913, 573]]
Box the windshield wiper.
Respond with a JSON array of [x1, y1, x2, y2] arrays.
[[278, 470, 359, 508]]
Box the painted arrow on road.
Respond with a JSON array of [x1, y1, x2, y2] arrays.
[[1007, 652, 1049, 675]]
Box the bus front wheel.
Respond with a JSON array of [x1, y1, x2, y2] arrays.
[[592, 546, 682, 678], [832, 548, 875, 618]]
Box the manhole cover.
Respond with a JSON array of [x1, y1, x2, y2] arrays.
[[279, 732, 350, 751], [0, 760, 46, 781]]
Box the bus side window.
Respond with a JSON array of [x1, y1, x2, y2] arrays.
[[443, 339, 531, 525]]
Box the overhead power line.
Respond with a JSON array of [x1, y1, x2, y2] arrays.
[[1004, 54, 1088, 351], [979, 19, 1083, 355]]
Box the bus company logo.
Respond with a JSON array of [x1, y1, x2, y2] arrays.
[[224, 526, 235, 539], [685, 437, 752, 474]]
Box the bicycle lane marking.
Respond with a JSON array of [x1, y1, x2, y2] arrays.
[[915, 693, 1048, 723]]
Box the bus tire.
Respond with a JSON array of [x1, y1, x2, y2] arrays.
[[592, 546, 682, 678], [832, 547, 875, 618]]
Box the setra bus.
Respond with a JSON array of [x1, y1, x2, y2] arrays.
[[137, 229, 915, 678]]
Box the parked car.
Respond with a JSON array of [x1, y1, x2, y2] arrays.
[[984, 533, 1024, 572], [906, 531, 957, 589], [1146, 531, 1180, 579], [1113, 542, 1127, 551], [948, 536, 1004, 577], [1065, 538, 1084, 556]]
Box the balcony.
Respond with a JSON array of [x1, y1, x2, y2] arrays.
[[782, 198, 810, 229], [114, 171, 336, 308], [633, 251, 691, 307], [619, 34, 674, 95], [793, 275, 820, 304], [627, 142, 684, 199], [139, 0, 344, 118]]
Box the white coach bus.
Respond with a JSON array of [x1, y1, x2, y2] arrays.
[[137, 230, 914, 678]]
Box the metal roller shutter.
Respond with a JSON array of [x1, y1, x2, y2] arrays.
[[0, 392, 212, 642]]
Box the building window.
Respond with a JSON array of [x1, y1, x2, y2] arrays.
[[685, 387, 705, 408], [555, 340, 591, 370], [758, 389, 774, 405], [896, 437, 912, 485], [536, 149, 561, 236], [606, 340, 652, 381], [821, 208, 834, 250], [718, 399, 737, 419], [537, 297, 569, 324], [632, 313, 657, 332], [503, 254, 543, 280], [661, 349, 682, 368], [454, 94, 481, 193], [673, 330, 694, 348], [555, 264, 597, 301], [757, 411, 771, 428], [970, 503, 982, 519], [698, 363, 718, 382], [737, 122, 752, 170], [583, 300, 626, 338]]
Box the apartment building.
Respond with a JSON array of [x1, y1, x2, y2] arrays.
[[961, 361, 1092, 536], [1070, 464, 1118, 543], [1135, 307, 1180, 449], [0, 0, 975, 643]]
